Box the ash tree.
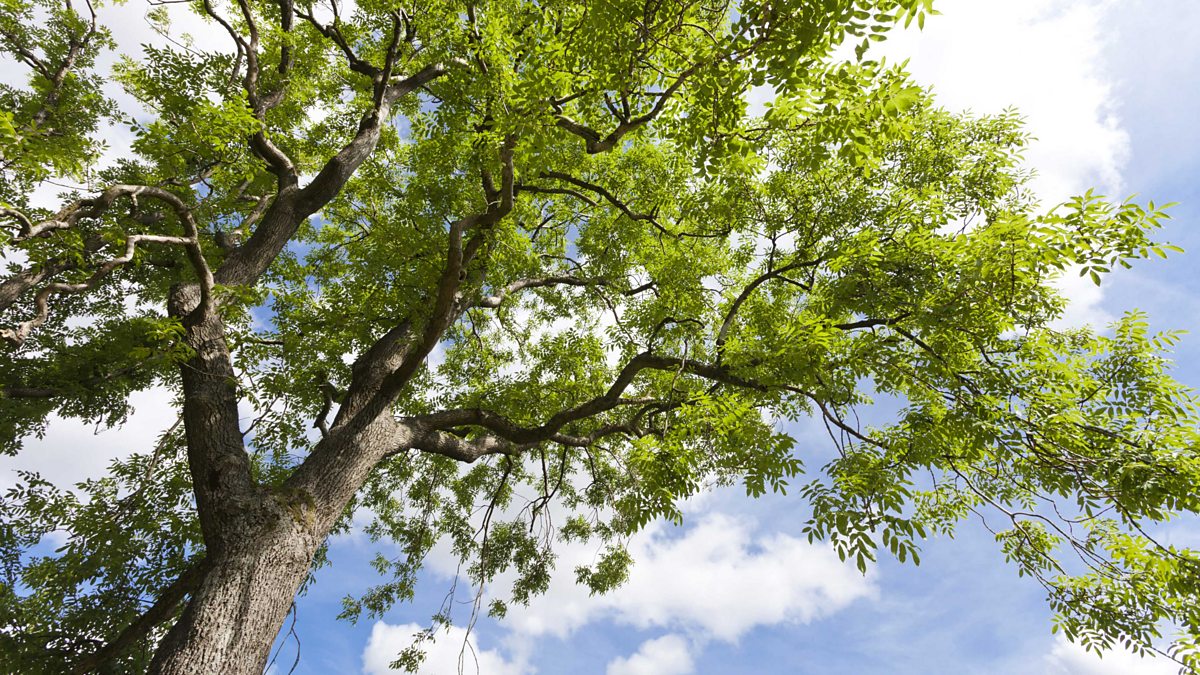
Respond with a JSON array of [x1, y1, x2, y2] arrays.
[[2, 0, 1200, 672]]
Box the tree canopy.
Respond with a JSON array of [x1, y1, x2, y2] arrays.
[[1, 0, 1199, 672]]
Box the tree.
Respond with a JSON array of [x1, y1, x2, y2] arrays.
[[2, 0, 1199, 671]]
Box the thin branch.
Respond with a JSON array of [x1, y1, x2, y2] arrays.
[[715, 256, 827, 360], [411, 352, 767, 448], [540, 171, 666, 234], [2, 185, 214, 345], [474, 275, 606, 308], [552, 61, 703, 154]]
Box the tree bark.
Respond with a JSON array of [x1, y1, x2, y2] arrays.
[[147, 500, 320, 675], [147, 284, 330, 674], [146, 407, 403, 673]]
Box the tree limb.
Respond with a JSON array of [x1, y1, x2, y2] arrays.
[[212, 62, 449, 290], [68, 558, 212, 675], [1, 185, 214, 345], [540, 171, 666, 234]]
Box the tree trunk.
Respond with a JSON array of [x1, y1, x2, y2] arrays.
[[147, 495, 321, 675], [149, 283, 339, 674], [148, 265, 413, 673], [145, 405, 403, 673]]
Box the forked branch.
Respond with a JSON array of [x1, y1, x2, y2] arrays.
[[2, 186, 214, 346]]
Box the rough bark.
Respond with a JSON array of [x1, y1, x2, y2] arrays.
[[168, 286, 258, 550], [155, 273, 405, 674], [146, 284, 305, 674], [147, 416, 403, 675], [147, 502, 318, 675]]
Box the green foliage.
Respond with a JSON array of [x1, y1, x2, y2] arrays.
[[1, 0, 1198, 671], [0, 428, 199, 673], [0, 0, 118, 198]]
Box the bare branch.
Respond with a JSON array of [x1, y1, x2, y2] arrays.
[[2, 185, 214, 345]]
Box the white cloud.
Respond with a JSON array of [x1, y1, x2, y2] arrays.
[[0, 386, 177, 492], [400, 508, 872, 675], [1044, 635, 1177, 675], [1101, 0, 1200, 185], [871, 0, 1129, 330], [504, 513, 875, 642], [1051, 268, 1114, 330], [749, 2, 1128, 329], [606, 634, 695, 675], [875, 0, 1127, 205], [362, 622, 524, 675]]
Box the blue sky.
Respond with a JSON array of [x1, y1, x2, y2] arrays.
[[4, 1, 1200, 674]]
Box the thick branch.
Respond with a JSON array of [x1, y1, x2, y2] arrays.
[[363, 138, 516, 411], [294, 63, 449, 215], [297, 141, 517, 491], [400, 419, 648, 463], [403, 426, 520, 463], [0, 207, 34, 235], [0, 260, 67, 314], [69, 558, 212, 675], [213, 63, 448, 289]]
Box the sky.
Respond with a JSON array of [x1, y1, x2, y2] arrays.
[[5, 0, 1200, 673]]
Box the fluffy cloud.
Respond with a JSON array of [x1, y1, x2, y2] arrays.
[[404, 508, 873, 674], [502, 513, 875, 642], [606, 634, 695, 675], [384, 509, 873, 672], [1044, 635, 1177, 675], [0, 386, 177, 492], [362, 622, 524, 675], [876, 0, 1127, 204], [874, 0, 1128, 329]]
